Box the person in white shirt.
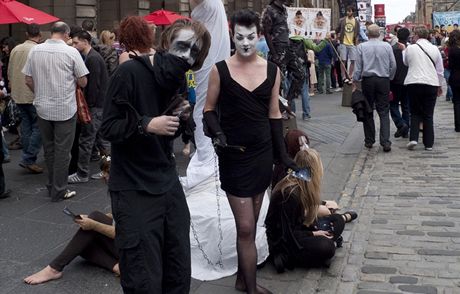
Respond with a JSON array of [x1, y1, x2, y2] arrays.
[[403, 25, 444, 151]]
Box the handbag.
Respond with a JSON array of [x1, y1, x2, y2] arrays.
[[76, 87, 91, 124]]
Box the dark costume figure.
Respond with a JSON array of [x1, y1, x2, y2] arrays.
[[262, 0, 305, 102], [101, 17, 211, 292]]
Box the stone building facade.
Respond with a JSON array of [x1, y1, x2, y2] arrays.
[[2, 0, 341, 41], [415, 0, 460, 26]]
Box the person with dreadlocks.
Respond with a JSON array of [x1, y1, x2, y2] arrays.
[[265, 146, 358, 273]]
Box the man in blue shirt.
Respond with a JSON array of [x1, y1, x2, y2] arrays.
[[316, 42, 334, 94], [353, 24, 396, 152]]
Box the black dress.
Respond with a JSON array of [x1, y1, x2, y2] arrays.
[[216, 60, 277, 197]]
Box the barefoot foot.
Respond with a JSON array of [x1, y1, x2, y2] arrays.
[[24, 265, 62, 285], [234, 276, 273, 294]]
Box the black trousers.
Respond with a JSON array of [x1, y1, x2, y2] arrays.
[[50, 211, 117, 272], [110, 180, 191, 294], [452, 86, 460, 131], [407, 84, 438, 148], [292, 214, 345, 268], [361, 77, 391, 146], [0, 132, 4, 194], [269, 46, 305, 101]]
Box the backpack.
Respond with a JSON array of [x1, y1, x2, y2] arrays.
[[94, 44, 118, 76]]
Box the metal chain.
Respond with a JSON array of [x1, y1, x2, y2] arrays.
[[189, 151, 224, 268]]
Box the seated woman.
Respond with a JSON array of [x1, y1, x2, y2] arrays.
[[24, 158, 116, 285], [265, 147, 357, 273]]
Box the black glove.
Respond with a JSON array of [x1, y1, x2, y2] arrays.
[[270, 118, 299, 171], [203, 110, 227, 148]]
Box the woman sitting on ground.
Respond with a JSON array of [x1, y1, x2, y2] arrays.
[[265, 147, 357, 273], [24, 158, 117, 285]]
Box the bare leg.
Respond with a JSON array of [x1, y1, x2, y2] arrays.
[[23, 265, 63, 285], [340, 60, 348, 80], [348, 61, 355, 81], [230, 193, 272, 294]]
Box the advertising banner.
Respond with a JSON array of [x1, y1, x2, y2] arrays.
[[287, 7, 331, 39], [433, 11, 460, 32]]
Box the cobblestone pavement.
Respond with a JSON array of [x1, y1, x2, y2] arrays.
[[326, 98, 460, 294]]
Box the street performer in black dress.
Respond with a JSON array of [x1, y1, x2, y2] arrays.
[[203, 10, 297, 294]]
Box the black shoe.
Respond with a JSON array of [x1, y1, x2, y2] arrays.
[[342, 211, 358, 223], [364, 142, 373, 149], [383, 144, 391, 152], [273, 253, 287, 273], [394, 124, 409, 138], [0, 189, 11, 199], [336, 235, 343, 248]]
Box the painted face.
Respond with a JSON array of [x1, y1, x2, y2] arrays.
[[169, 28, 202, 66], [233, 25, 259, 57]]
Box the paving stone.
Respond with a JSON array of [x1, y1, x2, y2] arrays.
[[396, 230, 426, 236], [417, 249, 460, 256], [364, 252, 389, 260], [421, 221, 455, 227], [371, 219, 388, 224], [361, 265, 397, 274], [428, 200, 453, 205], [427, 232, 460, 238], [398, 285, 438, 294], [419, 212, 446, 217], [398, 192, 422, 197], [389, 276, 418, 284]]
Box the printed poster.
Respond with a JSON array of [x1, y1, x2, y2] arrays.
[[287, 7, 331, 39], [433, 11, 460, 32]]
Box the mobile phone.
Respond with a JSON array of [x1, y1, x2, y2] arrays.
[[63, 206, 82, 220]]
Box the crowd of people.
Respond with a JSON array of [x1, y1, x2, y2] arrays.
[[0, 0, 458, 293]]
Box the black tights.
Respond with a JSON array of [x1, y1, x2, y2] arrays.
[[50, 211, 118, 272], [227, 193, 268, 294]]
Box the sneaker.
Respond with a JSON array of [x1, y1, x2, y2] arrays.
[[326, 91, 333, 94], [2, 157, 10, 164], [334, 87, 343, 92], [68, 173, 89, 184], [63, 190, 76, 199], [364, 142, 373, 149], [394, 124, 409, 138], [0, 189, 11, 199], [383, 144, 391, 152], [425, 147, 433, 151], [90, 171, 104, 180], [303, 114, 311, 121], [407, 141, 417, 150]]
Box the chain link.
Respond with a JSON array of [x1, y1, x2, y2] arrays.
[[190, 151, 224, 268]]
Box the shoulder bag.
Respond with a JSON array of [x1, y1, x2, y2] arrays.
[[76, 87, 91, 124]]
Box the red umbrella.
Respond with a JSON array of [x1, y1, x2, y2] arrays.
[[144, 9, 189, 26], [0, 0, 60, 25]]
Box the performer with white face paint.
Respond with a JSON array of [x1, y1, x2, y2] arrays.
[[203, 10, 298, 294]]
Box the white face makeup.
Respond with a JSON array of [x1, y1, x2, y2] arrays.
[[169, 28, 202, 66], [233, 24, 259, 57]]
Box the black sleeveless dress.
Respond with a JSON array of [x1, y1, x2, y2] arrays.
[[216, 60, 277, 197]]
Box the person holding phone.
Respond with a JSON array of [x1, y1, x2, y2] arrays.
[[24, 210, 118, 285], [265, 147, 357, 273]]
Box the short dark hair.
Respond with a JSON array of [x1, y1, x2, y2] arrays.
[[26, 23, 40, 38], [455, 23, 459, 27], [346, 5, 355, 12], [73, 30, 92, 43], [51, 22, 70, 35], [82, 19, 95, 31], [397, 27, 410, 42], [231, 9, 261, 35], [69, 25, 83, 38]]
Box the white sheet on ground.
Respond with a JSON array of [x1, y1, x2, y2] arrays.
[[181, 0, 270, 281]]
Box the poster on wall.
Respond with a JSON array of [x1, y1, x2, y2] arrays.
[[433, 11, 460, 32], [287, 7, 331, 39]]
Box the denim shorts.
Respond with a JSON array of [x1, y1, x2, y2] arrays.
[[338, 44, 357, 61]]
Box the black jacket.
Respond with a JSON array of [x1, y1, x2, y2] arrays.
[[100, 52, 189, 194], [84, 48, 109, 108], [351, 90, 373, 122]]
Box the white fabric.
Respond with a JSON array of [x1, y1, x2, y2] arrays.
[[403, 39, 444, 87], [182, 0, 231, 190], [181, 0, 269, 281]]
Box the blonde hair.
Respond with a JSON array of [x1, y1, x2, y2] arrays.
[[100, 30, 115, 46], [273, 148, 323, 226]]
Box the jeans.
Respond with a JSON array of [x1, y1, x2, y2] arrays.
[[389, 83, 410, 129], [301, 75, 310, 118], [407, 84, 438, 148], [17, 104, 42, 165], [362, 77, 391, 146], [38, 114, 77, 200], [1, 131, 9, 159], [444, 69, 453, 99], [317, 64, 331, 93], [0, 133, 5, 194], [77, 107, 103, 178]]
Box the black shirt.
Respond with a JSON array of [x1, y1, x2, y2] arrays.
[[100, 52, 189, 194], [448, 46, 460, 86], [391, 43, 408, 85], [84, 48, 109, 108]]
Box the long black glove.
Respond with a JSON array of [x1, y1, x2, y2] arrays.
[[270, 118, 299, 171], [203, 110, 227, 148]]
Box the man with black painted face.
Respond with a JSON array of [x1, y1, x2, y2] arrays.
[[204, 9, 297, 294], [262, 0, 305, 103], [100, 18, 211, 293]]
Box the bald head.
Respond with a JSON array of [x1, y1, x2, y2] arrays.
[[367, 24, 381, 39]]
